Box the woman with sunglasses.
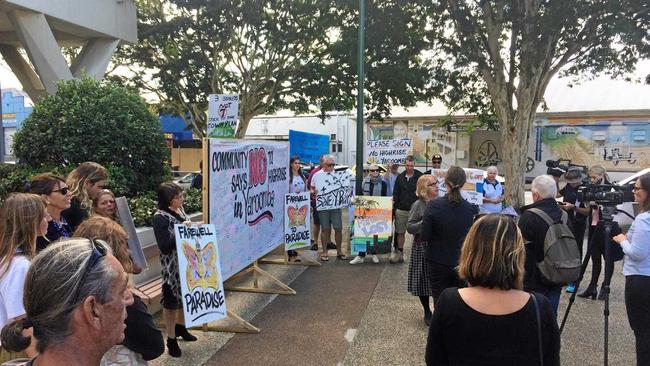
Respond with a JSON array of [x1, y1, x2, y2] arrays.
[[1, 238, 134, 366], [350, 164, 389, 265], [152, 182, 196, 358], [406, 175, 439, 325], [63, 162, 109, 231], [613, 173, 650, 366], [29, 173, 73, 251], [0, 193, 48, 363], [76, 216, 164, 365]]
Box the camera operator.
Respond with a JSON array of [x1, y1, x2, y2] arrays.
[[559, 168, 588, 257], [578, 165, 614, 300], [612, 172, 650, 366]]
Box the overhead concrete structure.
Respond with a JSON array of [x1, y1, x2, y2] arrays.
[[0, 0, 137, 100]]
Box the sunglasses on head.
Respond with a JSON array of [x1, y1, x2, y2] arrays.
[[72, 239, 108, 302], [52, 187, 69, 195], [369, 169, 378, 172]]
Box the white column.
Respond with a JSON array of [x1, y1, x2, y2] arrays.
[[70, 38, 120, 79], [0, 44, 46, 100]]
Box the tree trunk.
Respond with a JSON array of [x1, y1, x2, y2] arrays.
[[500, 112, 535, 209], [236, 113, 252, 139]]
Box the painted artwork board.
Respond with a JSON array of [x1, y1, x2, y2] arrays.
[[351, 196, 393, 255], [430, 168, 486, 205], [284, 192, 311, 251], [174, 224, 227, 327], [208, 139, 289, 280], [207, 94, 240, 138]]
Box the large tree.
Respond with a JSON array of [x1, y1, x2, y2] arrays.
[[429, 1, 650, 207]]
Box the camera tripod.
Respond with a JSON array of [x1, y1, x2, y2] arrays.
[[560, 205, 620, 366]]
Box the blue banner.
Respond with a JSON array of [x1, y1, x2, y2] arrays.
[[289, 130, 329, 164]]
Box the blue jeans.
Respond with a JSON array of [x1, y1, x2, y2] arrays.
[[539, 286, 562, 318]]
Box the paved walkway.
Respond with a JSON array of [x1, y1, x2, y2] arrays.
[[152, 238, 636, 366]]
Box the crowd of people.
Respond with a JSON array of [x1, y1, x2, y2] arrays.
[[0, 154, 649, 365]]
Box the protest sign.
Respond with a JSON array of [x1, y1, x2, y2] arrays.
[[289, 130, 329, 164], [207, 94, 239, 138], [365, 139, 412, 165], [284, 192, 311, 251], [430, 168, 486, 205], [208, 140, 289, 280], [351, 196, 393, 255], [115, 197, 147, 270], [311, 169, 353, 210], [175, 224, 227, 327]]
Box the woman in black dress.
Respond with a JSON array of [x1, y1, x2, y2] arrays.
[[426, 214, 560, 365]]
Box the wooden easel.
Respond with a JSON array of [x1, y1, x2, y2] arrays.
[[189, 310, 261, 334], [224, 261, 296, 295], [259, 244, 321, 267]]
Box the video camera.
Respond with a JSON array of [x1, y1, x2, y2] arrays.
[[545, 159, 588, 178], [577, 183, 635, 206]]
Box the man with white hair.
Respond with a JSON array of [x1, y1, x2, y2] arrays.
[[518, 174, 572, 317]]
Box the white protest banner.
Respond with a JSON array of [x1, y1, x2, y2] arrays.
[[174, 224, 226, 327], [430, 168, 486, 205], [284, 192, 311, 251], [208, 140, 289, 280], [115, 197, 147, 270], [207, 94, 240, 138], [312, 169, 353, 210], [365, 139, 412, 165]]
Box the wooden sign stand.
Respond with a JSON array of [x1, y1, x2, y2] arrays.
[[259, 245, 321, 267], [224, 261, 296, 295]]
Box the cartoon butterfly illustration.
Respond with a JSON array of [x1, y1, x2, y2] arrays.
[[182, 240, 219, 291], [287, 205, 308, 227]]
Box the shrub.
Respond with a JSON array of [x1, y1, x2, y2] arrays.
[[12, 77, 170, 195], [127, 193, 157, 227], [183, 188, 202, 214]]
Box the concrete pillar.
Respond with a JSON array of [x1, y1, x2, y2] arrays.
[[7, 9, 73, 94], [0, 44, 46, 100], [70, 38, 120, 79]]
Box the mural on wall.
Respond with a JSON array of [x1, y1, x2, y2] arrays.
[[528, 119, 650, 174]]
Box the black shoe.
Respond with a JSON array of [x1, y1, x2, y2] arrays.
[[577, 285, 598, 300], [327, 242, 337, 250], [424, 312, 432, 326], [597, 286, 607, 301], [310, 242, 319, 251], [175, 324, 198, 342], [167, 337, 181, 357]]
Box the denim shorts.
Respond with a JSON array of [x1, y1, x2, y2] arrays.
[[317, 209, 343, 230]]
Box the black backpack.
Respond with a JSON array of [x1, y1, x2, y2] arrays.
[[528, 208, 581, 285]]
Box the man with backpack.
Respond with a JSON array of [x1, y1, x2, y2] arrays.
[[519, 174, 581, 317]]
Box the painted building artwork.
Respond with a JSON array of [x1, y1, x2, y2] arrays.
[[527, 117, 650, 175], [367, 121, 445, 166]]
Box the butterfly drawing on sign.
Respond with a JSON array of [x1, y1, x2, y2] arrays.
[[287, 204, 308, 228], [182, 240, 219, 291]]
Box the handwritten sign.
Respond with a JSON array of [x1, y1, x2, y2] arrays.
[[207, 94, 239, 138], [174, 224, 227, 327], [284, 192, 311, 251], [311, 169, 353, 210], [289, 130, 329, 164], [208, 139, 289, 280], [430, 168, 485, 205], [364, 139, 413, 165], [351, 196, 393, 255]]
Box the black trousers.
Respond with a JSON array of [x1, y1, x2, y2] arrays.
[[426, 260, 465, 300], [585, 225, 614, 289], [625, 275, 650, 366]]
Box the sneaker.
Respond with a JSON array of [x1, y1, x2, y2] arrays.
[[371, 255, 379, 263], [390, 251, 404, 263], [566, 283, 576, 293], [350, 256, 364, 265], [327, 242, 337, 250]]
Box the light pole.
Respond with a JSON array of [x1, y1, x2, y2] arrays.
[[355, 0, 365, 195]]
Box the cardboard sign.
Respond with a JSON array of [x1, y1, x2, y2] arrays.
[[207, 94, 239, 138], [351, 196, 393, 255], [430, 168, 486, 205], [174, 224, 227, 327], [208, 139, 289, 280], [289, 130, 329, 164], [284, 192, 311, 251], [115, 197, 147, 270], [365, 139, 412, 165], [311, 169, 353, 210]]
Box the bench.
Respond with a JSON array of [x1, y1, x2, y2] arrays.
[[133, 276, 163, 305]]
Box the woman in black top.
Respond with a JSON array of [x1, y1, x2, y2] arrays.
[[62, 162, 109, 231], [426, 214, 560, 366], [421, 166, 477, 304], [152, 182, 197, 358]]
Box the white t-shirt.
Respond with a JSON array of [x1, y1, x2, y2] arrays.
[[291, 175, 306, 193], [0, 256, 30, 333]]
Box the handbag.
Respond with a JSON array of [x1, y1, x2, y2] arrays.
[[530, 293, 544, 366]]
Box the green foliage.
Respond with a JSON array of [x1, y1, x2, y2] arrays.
[[0, 163, 72, 204], [12, 77, 170, 195], [183, 188, 202, 215], [127, 193, 157, 227]]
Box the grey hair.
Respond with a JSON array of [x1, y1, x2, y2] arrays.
[[532, 175, 557, 199], [486, 166, 498, 174], [323, 154, 335, 163], [1, 238, 116, 354]]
